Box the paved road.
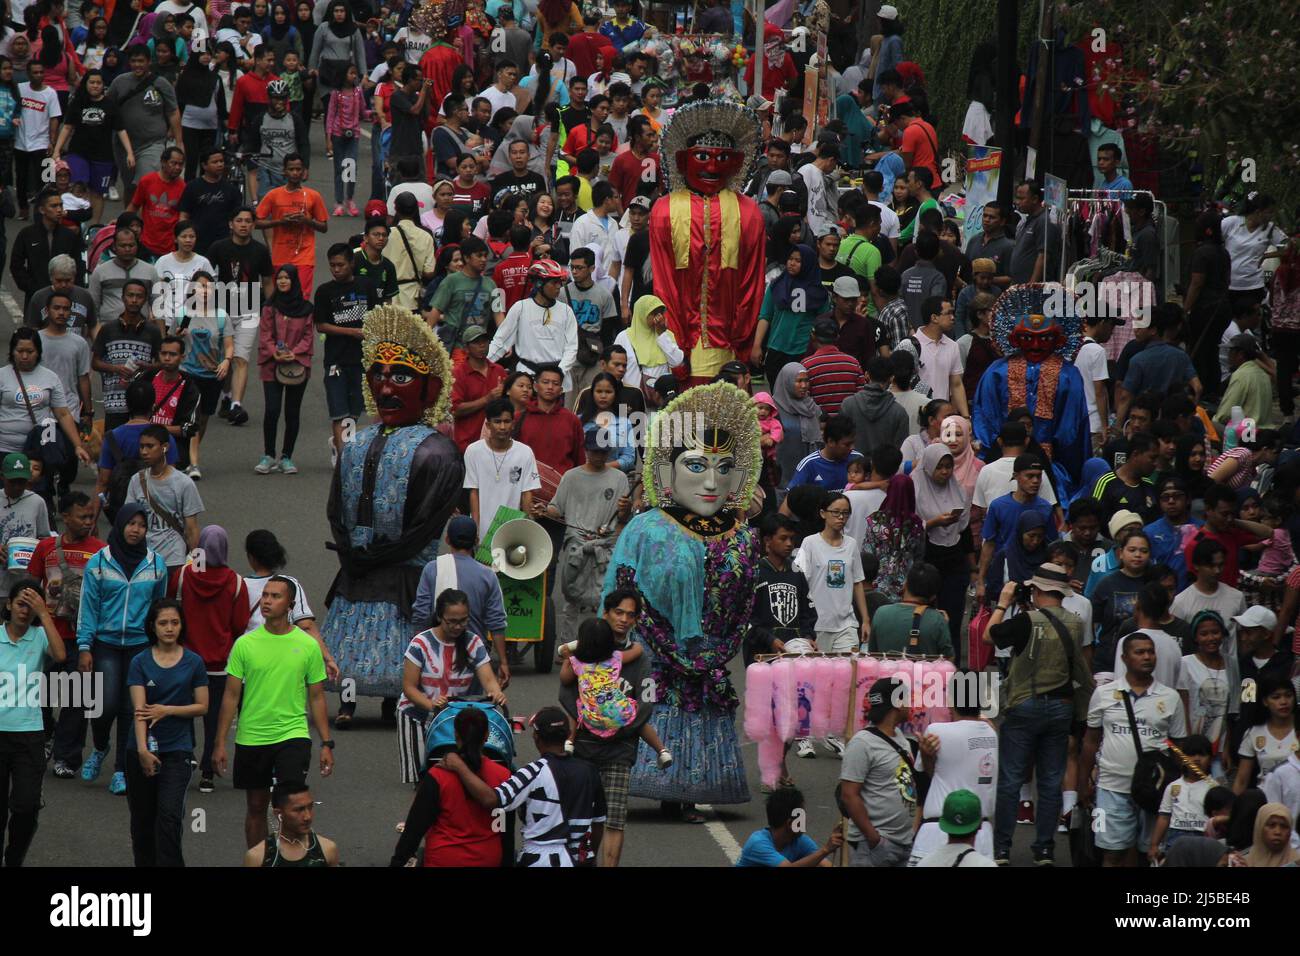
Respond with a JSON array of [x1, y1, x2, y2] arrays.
[[3, 129, 1067, 868]]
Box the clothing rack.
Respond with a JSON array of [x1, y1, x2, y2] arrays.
[[1057, 188, 1170, 298]]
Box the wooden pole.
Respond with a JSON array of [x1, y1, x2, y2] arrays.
[[839, 654, 858, 867]]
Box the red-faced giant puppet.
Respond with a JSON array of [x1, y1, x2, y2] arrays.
[[648, 98, 767, 385]]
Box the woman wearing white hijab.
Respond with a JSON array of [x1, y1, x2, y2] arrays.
[[487, 114, 549, 180], [911, 442, 973, 650]]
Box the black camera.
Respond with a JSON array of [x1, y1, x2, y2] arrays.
[[1014, 583, 1034, 606]]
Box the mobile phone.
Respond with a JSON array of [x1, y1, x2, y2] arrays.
[[950, 508, 964, 516]]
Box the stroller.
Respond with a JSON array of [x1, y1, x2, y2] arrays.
[[423, 698, 517, 770]]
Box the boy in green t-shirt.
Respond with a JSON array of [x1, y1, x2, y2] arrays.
[[423, 236, 504, 353]]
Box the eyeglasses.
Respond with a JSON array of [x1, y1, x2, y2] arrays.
[[823, 509, 851, 517]]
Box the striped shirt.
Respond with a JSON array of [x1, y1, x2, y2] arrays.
[[396, 629, 489, 717], [802, 345, 866, 417], [1206, 447, 1255, 491], [493, 753, 607, 866]]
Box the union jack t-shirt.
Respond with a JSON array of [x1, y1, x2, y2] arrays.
[[396, 628, 489, 717]]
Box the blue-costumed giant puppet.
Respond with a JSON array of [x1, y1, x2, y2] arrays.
[[973, 284, 1090, 499], [603, 382, 762, 810], [323, 305, 464, 715]]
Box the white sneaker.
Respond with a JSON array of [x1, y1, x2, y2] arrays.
[[108, 185, 120, 201], [824, 735, 846, 758], [794, 738, 816, 759]]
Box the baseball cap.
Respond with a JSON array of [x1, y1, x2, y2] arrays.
[[1232, 606, 1278, 630], [766, 169, 792, 187], [815, 223, 843, 239], [877, 4, 899, 19], [529, 705, 571, 741], [365, 199, 388, 220], [832, 275, 861, 298], [1011, 453, 1043, 474], [971, 257, 996, 275], [627, 195, 651, 211], [746, 94, 774, 113], [1027, 563, 1072, 597], [939, 789, 982, 837], [462, 324, 489, 343], [1, 453, 30, 480], [1107, 509, 1144, 540], [719, 360, 748, 377], [866, 676, 905, 724], [446, 515, 478, 549], [812, 317, 839, 342], [1229, 332, 1262, 357]]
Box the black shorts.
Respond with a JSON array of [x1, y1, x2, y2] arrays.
[[193, 375, 224, 415], [232, 738, 312, 791]]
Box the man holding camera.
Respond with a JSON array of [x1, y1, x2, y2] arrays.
[[985, 563, 1095, 865]]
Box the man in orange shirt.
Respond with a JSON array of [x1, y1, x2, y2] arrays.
[[254, 153, 328, 295]]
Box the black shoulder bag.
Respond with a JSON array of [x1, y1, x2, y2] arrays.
[[868, 726, 931, 807], [15, 366, 72, 468], [1121, 690, 1183, 814]]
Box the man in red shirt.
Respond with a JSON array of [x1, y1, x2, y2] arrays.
[[127, 147, 186, 258], [1183, 482, 1270, 588], [26, 491, 106, 778], [227, 45, 278, 200], [491, 225, 534, 311], [607, 116, 660, 204], [517, 363, 586, 485], [894, 99, 940, 184], [450, 326, 508, 453], [802, 318, 866, 418], [564, 13, 610, 77]]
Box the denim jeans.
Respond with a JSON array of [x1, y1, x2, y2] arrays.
[[50, 652, 87, 767], [90, 643, 149, 774], [125, 750, 195, 866], [369, 123, 387, 201], [331, 134, 359, 204], [994, 696, 1073, 855]]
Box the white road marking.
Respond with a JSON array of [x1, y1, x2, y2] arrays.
[[695, 804, 743, 864]]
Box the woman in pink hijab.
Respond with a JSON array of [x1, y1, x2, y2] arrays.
[[940, 415, 983, 498]]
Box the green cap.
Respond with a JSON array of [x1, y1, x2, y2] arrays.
[[938, 789, 982, 836], [2, 453, 31, 480]]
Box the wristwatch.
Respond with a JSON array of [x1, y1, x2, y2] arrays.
[[320, 739, 336, 749], [994, 605, 1008, 613]]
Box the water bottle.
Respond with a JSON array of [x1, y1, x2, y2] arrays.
[[148, 733, 159, 754], [1224, 405, 1244, 450]]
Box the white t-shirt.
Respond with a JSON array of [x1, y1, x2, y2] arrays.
[[478, 84, 518, 118], [869, 199, 901, 240], [1086, 676, 1187, 794], [795, 533, 865, 633], [463, 439, 541, 531], [1178, 654, 1229, 753], [394, 27, 433, 64], [843, 488, 885, 551], [914, 842, 997, 867], [1238, 725, 1300, 781], [921, 719, 998, 821], [1221, 215, 1287, 291], [1157, 776, 1214, 834], [1063, 592, 1094, 642], [16, 83, 62, 152], [971, 455, 1058, 508], [215, 27, 262, 55], [154, 253, 215, 323], [1074, 339, 1109, 433], [244, 573, 314, 632], [1130, 628, 1183, 691]]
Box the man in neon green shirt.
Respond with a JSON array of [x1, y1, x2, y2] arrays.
[[838, 202, 883, 316], [898, 168, 940, 245], [212, 577, 334, 849]]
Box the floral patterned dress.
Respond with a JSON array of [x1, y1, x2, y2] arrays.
[[859, 513, 927, 603], [604, 507, 759, 804]]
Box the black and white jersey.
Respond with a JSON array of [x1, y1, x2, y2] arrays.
[[494, 753, 607, 866]]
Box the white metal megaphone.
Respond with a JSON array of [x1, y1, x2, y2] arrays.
[[489, 518, 553, 580]]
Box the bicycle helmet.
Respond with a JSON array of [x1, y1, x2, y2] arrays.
[[266, 79, 289, 100], [527, 259, 568, 282]]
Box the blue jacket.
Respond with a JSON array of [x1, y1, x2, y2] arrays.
[[76, 548, 169, 651]]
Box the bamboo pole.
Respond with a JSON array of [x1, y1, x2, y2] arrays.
[[839, 654, 858, 868]]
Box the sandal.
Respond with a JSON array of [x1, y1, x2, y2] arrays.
[[777, 774, 796, 789], [333, 712, 353, 730], [681, 805, 706, 824]]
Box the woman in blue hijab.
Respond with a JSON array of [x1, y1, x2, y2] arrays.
[[985, 510, 1050, 598], [754, 243, 829, 388]]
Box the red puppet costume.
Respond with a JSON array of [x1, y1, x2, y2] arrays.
[[648, 98, 766, 385]]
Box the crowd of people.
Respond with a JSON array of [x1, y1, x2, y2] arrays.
[[0, 0, 1298, 872]]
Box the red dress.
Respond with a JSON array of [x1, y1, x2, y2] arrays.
[[648, 190, 766, 381]]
